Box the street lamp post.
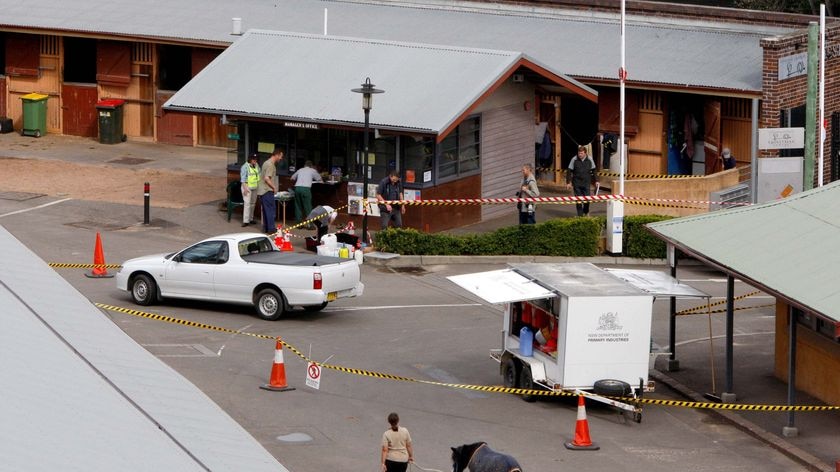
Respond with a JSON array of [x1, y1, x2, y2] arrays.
[[351, 78, 384, 245]]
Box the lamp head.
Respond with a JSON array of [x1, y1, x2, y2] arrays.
[[351, 77, 384, 111]]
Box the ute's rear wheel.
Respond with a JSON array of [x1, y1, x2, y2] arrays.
[[255, 288, 286, 321], [130, 274, 157, 306]]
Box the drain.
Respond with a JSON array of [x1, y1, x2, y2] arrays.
[[277, 432, 313, 443], [107, 157, 152, 165]]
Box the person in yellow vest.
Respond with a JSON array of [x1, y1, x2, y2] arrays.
[[240, 153, 261, 227]]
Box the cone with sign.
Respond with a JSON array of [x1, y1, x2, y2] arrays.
[[85, 232, 114, 278], [564, 395, 599, 450], [260, 339, 295, 392]]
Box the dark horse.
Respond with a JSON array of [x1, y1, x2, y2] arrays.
[[451, 442, 522, 472]]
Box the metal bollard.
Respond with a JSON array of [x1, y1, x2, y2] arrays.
[[143, 182, 150, 225]]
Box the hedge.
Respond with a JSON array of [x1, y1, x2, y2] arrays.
[[374, 217, 601, 257], [623, 215, 674, 259]]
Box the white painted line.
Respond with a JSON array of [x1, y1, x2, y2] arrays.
[[326, 303, 481, 312], [0, 197, 72, 218], [674, 331, 775, 347]]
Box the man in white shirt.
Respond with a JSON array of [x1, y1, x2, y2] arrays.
[[290, 160, 322, 225]]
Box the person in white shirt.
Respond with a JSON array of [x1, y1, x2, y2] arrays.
[[290, 160, 322, 225]]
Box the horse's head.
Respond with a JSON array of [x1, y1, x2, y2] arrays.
[[451, 442, 485, 472]]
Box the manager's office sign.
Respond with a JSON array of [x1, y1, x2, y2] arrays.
[[758, 127, 804, 150]]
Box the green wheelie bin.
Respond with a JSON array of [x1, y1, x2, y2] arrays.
[[21, 93, 48, 138], [96, 99, 127, 144]]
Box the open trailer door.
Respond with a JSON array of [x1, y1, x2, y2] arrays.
[[447, 269, 557, 304]]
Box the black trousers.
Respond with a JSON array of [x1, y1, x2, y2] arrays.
[[384, 459, 408, 472]]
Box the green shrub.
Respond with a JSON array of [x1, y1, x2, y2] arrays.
[[624, 215, 674, 258], [374, 217, 601, 256]]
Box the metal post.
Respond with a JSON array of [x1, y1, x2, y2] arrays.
[[783, 306, 798, 437], [721, 275, 736, 403], [804, 22, 818, 191], [143, 182, 150, 225], [668, 246, 679, 371], [361, 108, 370, 245], [750, 98, 759, 203]]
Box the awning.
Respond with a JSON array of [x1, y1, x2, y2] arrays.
[[605, 269, 709, 298], [447, 269, 556, 304]]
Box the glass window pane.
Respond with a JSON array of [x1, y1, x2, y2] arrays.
[[403, 136, 434, 184], [438, 133, 458, 178]]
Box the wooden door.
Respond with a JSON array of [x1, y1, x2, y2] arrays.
[[156, 90, 193, 145], [703, 99, 722, 175], [61, 84, 98, 137], [6, 35, 61, 133]]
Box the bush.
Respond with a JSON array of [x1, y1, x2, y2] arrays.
[[374, 217, 601, 256], [623, 215, 674, 259]]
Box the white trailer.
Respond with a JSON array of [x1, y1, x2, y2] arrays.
[[448, 262, 708, 421]]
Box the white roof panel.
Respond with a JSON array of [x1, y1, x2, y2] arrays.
[[448, 269, 557, 304], [0, 225, 287, 471], [606, 268, 710, 298]]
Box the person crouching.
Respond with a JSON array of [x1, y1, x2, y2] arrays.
[[307, 205, 337, 242]]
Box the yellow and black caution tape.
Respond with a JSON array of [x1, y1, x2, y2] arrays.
[[677, 304, 774, 316], [677, 290, 761, 315], [49, 262, 123, 269], [280, 204, 349, 233], [94, 303, 840, 412]]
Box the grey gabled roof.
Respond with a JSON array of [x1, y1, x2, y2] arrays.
[[647, 181, 840, 323], [0, 225, 287, 472], [164, 30, 596, 134], [0, 0, 795, 93]]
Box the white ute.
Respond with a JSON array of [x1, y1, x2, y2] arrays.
[[116, 233, 364, 320]]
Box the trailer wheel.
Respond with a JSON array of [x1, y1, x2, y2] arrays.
[[519, 366, 538, 403], [593, 379, 632, 397], [502, 358, 520, 389]]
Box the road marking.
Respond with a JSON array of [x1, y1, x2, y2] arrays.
[[141, 343, 219, 357], [326, 303, 481, 311], [0, 197, 72, 218], [674, 331, 775, 347]]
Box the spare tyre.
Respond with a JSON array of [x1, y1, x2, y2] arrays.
[[593, 379, 632, 397]]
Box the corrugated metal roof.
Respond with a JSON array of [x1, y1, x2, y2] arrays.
[[0, 0, 794, 93], [647, 181, 840, 322], [164, 30, 594, 134], [0, 225, 287, 471]]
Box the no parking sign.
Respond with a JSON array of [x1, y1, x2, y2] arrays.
[[306, 362, 321, 390]]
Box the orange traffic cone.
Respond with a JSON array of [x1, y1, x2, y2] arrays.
[[259, 339, 295, 392], [279, 230, 294, 252], [85, 232, 114, 278], [564, 395, 599, 450]]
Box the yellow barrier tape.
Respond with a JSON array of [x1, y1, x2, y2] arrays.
[[677, 290, 761, 315], [279, 204, 349, 233], [94, 303, 840, 412], [677, 304, 774, 316], [49, 263, 123, 269]]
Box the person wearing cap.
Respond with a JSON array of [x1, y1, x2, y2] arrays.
[[721, 148, 736, 170], [376, 170, 405, 229], [240, 153, 261, 227], [306, 205, 337, 242], [566, 145, 598, 217]]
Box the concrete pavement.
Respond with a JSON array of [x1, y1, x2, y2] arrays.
[[1, 132, 837, 471]]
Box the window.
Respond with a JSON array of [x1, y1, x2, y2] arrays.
[[437, 116, 480, 180], [178, 241, 227, 264], [158, 45, 192, 91], [64, 37, 96, 83], [402, 136, 434, 186]]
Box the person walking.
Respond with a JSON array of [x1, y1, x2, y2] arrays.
[[517, 163, 539, 225], [376, 170, 405, 229], [290, 160, 322, 225], [257, 147, 283, 234], [240, 153, 261, 227], [380, 412, 413, 472], [566, 145, 598, 217]]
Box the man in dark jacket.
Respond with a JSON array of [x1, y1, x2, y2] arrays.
[[566, 145, 598, 217]]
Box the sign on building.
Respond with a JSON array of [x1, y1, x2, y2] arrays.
[[757, 157, 802, 203], [757, 127, 805, 150], [778, 53, 807, 81]]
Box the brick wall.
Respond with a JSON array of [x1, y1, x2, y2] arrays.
[[761, 22, 840, 185]]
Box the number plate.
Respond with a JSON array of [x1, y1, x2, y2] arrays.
[[326, 292, 337, 302]]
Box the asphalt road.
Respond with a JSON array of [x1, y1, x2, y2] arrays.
[[0, 194, 805, 472]]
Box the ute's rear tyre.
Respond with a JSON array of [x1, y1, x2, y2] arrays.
[[255, 288, 286, 321]]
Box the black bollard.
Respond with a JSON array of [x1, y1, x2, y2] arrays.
[[143, 182, 150, 225]]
